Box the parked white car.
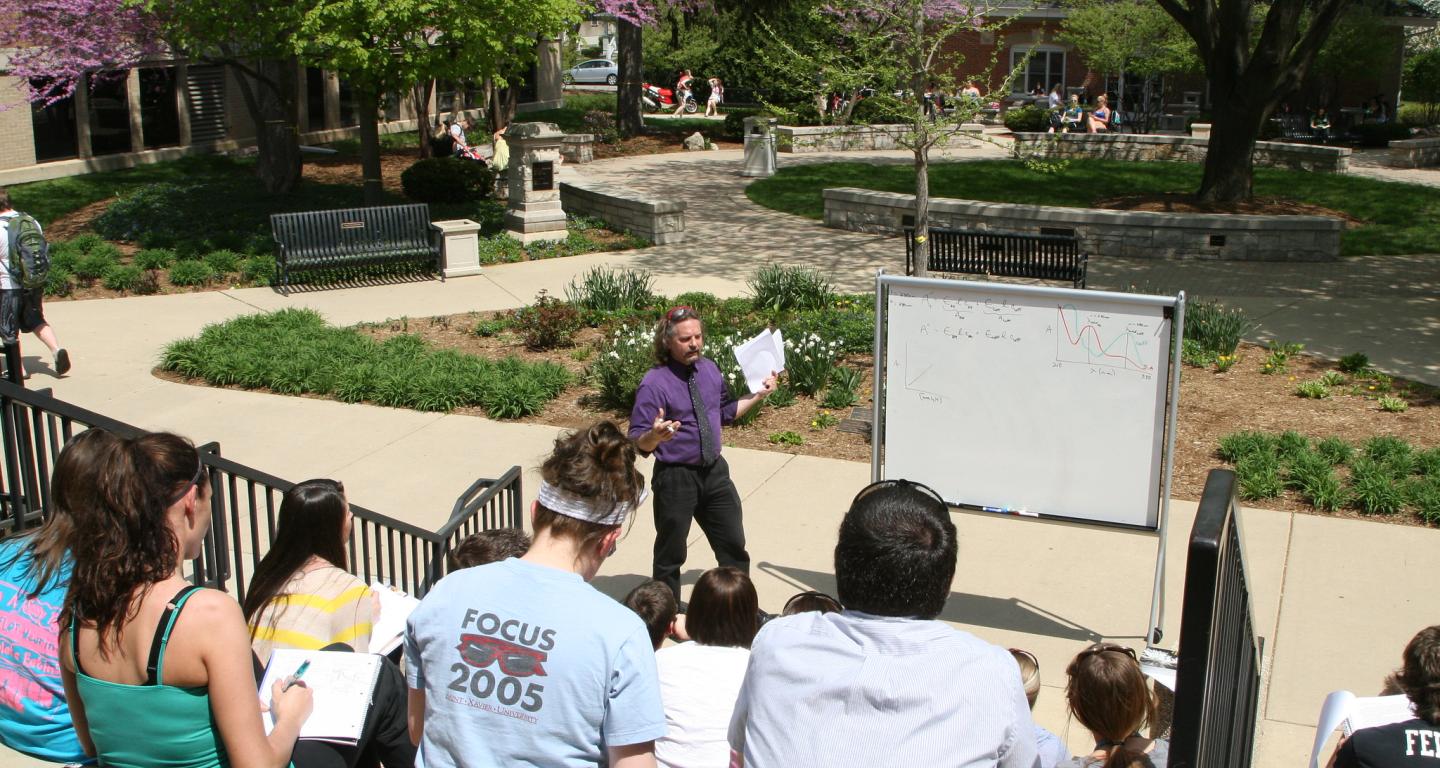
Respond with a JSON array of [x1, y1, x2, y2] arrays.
[[563, 59, 618, 85]]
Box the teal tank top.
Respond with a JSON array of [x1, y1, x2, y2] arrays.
[[71, 586, 230, 768]]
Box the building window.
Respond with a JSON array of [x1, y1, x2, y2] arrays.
[[337, 77, 359, 127], [306, 67, 327, 131], [1010, 47, 1065, 95], [139, 67, 180, 149], [30, 81, 79, 162], [88, 73, 133, 156]]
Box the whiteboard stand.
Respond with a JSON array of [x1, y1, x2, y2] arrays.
[[870, 270, 1185, 647]]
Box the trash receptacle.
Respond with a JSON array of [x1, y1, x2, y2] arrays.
[[742, 134, 775, 177]]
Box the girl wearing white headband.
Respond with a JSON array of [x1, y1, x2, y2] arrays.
[[405, 421, 665, 768]]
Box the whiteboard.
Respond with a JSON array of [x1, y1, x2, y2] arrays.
[[875, 275, 1180, 529]]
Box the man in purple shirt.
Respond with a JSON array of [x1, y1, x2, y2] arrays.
[[629, 306, 776, 600]]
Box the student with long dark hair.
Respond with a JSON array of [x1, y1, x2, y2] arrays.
[[243, 479, 376, 664], [0, 428, 118, 762], [59, 431, 313, 768], [655, 566, 758, 768]]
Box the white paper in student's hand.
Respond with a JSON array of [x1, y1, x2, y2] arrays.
[[734, 330, 783, 394]]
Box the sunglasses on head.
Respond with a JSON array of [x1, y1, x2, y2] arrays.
[[168, 455, 207, 507], [851, 478, 947, 509], [666, 306, 695, 323], [1077, 643, 1139, 662]]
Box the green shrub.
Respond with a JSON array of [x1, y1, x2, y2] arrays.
[[1350, 459, 1405, 515], [565, 267, 656, 313], [1377, 396, 1409, 413], [1408, 477, 1440, 524], [1415, 448, 1440, 477], [670, 292, 722, 317], [67, 233, 105, 253], [1364, 435, 1413, 467], [133, 248, 176, 271], [1319, 371, 1346, 387], [73, 244, 120, 283], [590, 324, 657, 411], [44, 266, 74, 297], [1337, 352, 1370, 373], [476, 234, 524, 265], [1184, 299, 1257, 356], [722, 109, 765, 140], [821, 366, 860, 408], [768, 430, 804, 446], [1236, 453, 1284, 500], [400, 157, 494, 203], [203, 249, 242, 275], [767, 383, 796, 408], [785, 333, 839, 396], [169, 260, 216, 286], [1217, 430, 1278, 463], [1180, 338, 1216, 368], [1003, 105, 1052, 133], [788, 299, 875, 354], [102, 264, 144, 292], [582, 110, 620, 144], [1299, 470, 1348, 512], [474, 316, 510, 337], [514, 292, 583, 350], [1276, 430, 1311, 463], [1316, 436, 1354, 465], [748, 264, 833, 312], [1295, 380, 1330, 399], [239, 255, 275, 286]]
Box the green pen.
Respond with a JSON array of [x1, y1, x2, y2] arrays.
[[283, 659, 311, 691]]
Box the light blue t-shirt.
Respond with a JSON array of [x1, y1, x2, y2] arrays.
[[1036, 724, 1069, 768], [405, 557, 665, 768], [0, 539, 87, 763]]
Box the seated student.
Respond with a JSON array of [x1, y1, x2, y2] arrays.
[[448, 527, 531, 570], [243, 479, 414, 768], [244, 480, 377, 663], [624, 579, 679, 651], [1061, 95, 1085, 133], [60, 431, 313, 768], [655, 567, 758, 768], [1010, 648, 1071, 768], [1060, 643, 1168, 768], [780, 590, 842, 616], [1087, 95, 1112, 133], [1330, 624, 1440, 767], [1312, 108, 1332, 142], [0, 428, 118, 764], [405, 421, 665, 768]]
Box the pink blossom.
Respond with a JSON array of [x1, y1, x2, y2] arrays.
[[0, 0, 164, 106], [590, 0, 708, 27]]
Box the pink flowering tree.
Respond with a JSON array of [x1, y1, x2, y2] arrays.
[[0, 0, 165, 107], [593, 0, 706, 136], [768, 0, 1002, 276]]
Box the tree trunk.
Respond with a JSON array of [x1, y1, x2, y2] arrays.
[[230, 57, 302, 194], [616, 20, 644, 138], [413, 80, 434, 159], [913, 145, 931, 278], [1197, 98, 1269, 203], [357, 88, 385, 205]]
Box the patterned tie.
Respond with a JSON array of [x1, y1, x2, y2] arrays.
[[689, 369, 717, 465]]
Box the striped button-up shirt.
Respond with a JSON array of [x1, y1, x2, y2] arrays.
[[729, 610, 1040, 768]]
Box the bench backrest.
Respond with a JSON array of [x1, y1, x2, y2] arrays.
[[271, 204, 434, 262], [912, 228, 1086, 287]]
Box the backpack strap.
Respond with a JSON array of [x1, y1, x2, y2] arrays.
[[145, 585, 204, 686]]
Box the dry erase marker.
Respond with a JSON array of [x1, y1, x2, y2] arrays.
[[283, 659, 311, 691]]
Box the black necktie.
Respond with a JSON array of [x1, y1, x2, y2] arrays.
[[689, 370, 717, 465]]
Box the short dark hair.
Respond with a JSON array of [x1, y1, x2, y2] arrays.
[[782, 590, 842, 616], [1400, 625, 1440, 723], [623, 579, 677, 650], [833, 480, 956, 618], [449, 528, 531, 570], [687, 566, 759, 648], [0, 188, 11, 211]]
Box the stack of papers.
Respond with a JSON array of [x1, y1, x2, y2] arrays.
[[1308, 691, 1415, 768], [733, 329, 786, 394], [260, 649, 383, 744]]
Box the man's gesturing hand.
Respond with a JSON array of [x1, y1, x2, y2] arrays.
[[650, 408, 681, 444]]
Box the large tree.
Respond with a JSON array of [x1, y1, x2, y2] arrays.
[[295, 0, 579, 203], [1155, 0, 1353, 201], [594, 0, 703, 137]]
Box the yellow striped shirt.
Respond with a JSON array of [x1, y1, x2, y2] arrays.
[[249, 565, 377, 664]]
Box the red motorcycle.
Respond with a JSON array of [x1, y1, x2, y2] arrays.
[[641, 82, 698, 113]]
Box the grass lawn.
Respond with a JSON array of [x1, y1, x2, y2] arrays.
[[745, 159, 1440, 256], [8, 155, 271, 227]]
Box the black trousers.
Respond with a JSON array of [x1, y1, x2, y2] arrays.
[[652, 456, 750, 599]]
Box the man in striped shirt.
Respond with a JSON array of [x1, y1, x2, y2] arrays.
[[728, 480, 1041, 768]]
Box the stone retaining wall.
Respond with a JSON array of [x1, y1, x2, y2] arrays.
[[1011, 132, 1351, 173], [822, 187, 1341, 261], [777, 123, 982, 153], [1387, 136, 1440, 168], [560, 180, 685, 245], [561, 133, 594, 164]]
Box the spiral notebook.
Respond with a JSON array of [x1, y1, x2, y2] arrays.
[[259, 649, 381, 745]]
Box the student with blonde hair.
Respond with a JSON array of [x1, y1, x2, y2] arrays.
[[1010, 648, 1070, 768]]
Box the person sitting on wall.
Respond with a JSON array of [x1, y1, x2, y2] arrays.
[[1311, 108, 1332, 143]]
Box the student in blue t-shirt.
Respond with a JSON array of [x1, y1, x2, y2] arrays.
[[405, 421, 665, 768], [0, 428, 119, 763]]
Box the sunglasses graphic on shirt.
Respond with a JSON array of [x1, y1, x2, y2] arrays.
[[457, 634, 549, 677]]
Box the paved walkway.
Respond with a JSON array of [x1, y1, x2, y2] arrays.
[[4, 145, 1439, 768]]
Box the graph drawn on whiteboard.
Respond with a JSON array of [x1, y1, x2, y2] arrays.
[[1052, 304, 1160, 376]]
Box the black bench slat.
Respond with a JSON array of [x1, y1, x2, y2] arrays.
[[270, 203, 441, 294], [906, 227, 1087, 289]]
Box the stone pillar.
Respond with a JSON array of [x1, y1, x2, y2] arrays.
[[175, 62, 192, 146], [503, 122, 567, 245], [324, 71, 341, 130], [535, 38, 563, 105], [433, 219, 484, 278], [126, 68, 146, 153]]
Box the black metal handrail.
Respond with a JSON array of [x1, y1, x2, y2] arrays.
[[1170, 469, 1264, 768], [0, 377, 519, 599]]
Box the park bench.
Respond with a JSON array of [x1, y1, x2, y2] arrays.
[[905, 227, 1088, 289], [269, 203, 441, 294]]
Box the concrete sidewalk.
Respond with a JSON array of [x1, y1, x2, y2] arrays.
[[4, 145, 1438, 768]]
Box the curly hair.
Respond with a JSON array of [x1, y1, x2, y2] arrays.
[[1399, 625, 1440, 724], [62, 432, 203, 652]]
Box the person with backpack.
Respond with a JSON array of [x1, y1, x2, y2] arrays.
[[0, 188, 68, 378]]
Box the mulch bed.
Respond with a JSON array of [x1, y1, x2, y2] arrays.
[[1094, 193, 1364, 226]]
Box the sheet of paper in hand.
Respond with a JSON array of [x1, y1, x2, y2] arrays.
[[734, 329, 786, 394]]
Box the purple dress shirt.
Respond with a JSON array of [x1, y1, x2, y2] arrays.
[[628, 358, 738, 465]]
